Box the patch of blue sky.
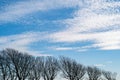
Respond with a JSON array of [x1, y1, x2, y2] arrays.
[[0, 0, 26, 10], [0, 21, 57, 36], [0, 7, 76, 36], [26, 7, 76, 21], [29, 39, 94, 51], [0, 23, 25, 36]]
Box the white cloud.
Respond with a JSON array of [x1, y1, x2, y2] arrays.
[[50, 30, 120, 50], [49, 0, 120, 50], [65, 14, 120, 33], [94, 61, 113, 68], [0, 0, 120, 51], [0, 32, 50, 56], [50, 46, 88, 52], [0, 0, 81, 23], [77, 49, 88, 52], [94, 64, 106, 67], [51, 47, 73, 51]]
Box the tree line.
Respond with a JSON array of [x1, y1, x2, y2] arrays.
[[0, 48, 117, 80]]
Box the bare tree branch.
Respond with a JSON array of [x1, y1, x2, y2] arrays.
[[87, 66, 101, 80], [59, 56, 86, 80], [29, 57, 44, 80], [102, 71, 117, 80], [42, 57, 59, 80], [2, 48, 33, 80]]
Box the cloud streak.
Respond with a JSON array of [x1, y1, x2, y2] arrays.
[[94, 64, 106, 67], [50, 46, 88, 52], [94, 61, 113, 68]]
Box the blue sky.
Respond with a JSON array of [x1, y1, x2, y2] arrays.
[[0, 0, 120, 79]]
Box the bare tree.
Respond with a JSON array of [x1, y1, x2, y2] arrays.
[[0, 48, 118, 80], [59, 56, 86, 80], [0, 50, 17, 80], [0, 53, 9, 80], [2, 48, 33, 80], [102, 71, 117, 80], [29, 57, 44, 80], [87, 66, 101, 80], [42, 57, 59, 80]]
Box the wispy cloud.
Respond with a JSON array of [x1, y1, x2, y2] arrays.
[[94, 64, 106, 67], [49, 46, 88, 52], [0, 32, 50, 56], [49, 0, 120, 50], [94, 61, 113, 68], [50, 30, 120, 50], [51, 47, 73, 51], [0, 0, 80, 23]]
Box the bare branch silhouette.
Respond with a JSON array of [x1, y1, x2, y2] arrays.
[[87, 66, 101, 80], [42, 57, 59, 80], [1, 48, 33, 80], [59, 56, 86, 80], [0, 48, 117, 80], [29, 57, 44, 80], [102, 71, 117, 80]]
